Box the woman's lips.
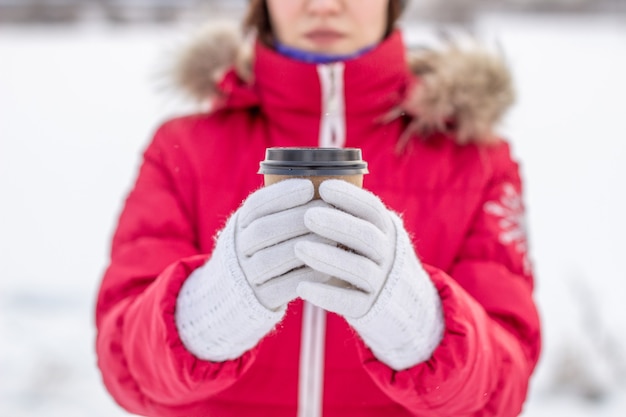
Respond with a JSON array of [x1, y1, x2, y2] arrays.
[[305, 29, 345, 45]]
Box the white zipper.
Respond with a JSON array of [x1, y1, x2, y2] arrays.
[[317, 63, 346, 148], [298, 302, 327, 417], [297, 62, 346, 417]]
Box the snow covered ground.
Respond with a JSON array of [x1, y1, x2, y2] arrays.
[[1, 12, 625, 416]]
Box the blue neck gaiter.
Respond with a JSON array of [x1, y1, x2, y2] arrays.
[[274, 42, 376, 64]]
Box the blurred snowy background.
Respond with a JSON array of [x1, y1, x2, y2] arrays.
[[1, 1, 625, 416]]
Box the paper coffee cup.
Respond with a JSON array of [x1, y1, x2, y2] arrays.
[[258, 147, 368, 197]]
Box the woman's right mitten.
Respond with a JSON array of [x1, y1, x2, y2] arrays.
[[175, 179, 327, 361]]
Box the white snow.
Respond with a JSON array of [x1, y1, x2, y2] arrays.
[[1, 13, 625, 416]]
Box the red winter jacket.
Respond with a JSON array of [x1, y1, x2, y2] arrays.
[[96, 31, 541, 417]]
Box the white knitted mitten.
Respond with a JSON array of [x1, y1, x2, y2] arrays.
[[295, 180, 444, 370], [176, 179, 327, 361]]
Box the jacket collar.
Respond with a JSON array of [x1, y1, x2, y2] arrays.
[[236, 31, 412, 147]]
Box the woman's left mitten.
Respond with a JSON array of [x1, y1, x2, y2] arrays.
[[295, 180, 444, 370]]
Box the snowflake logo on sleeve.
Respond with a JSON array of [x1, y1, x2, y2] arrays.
[[483, 183, 532, 275]]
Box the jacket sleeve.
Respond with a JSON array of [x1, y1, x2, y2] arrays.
[[354, 141, 541, 416], [95, 120, 258, 415]]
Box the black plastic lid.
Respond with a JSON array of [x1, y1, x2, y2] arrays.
[[258, 147, 369, 176]]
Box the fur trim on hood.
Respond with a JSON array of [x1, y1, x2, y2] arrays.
[[173, 23, 515, 147]]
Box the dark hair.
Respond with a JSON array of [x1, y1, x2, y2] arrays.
[[243, 0, 403, 46]]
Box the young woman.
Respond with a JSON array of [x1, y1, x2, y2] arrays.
[[95, 1, 541, 416]]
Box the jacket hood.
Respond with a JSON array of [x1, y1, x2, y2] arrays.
[[173, 23, 515, 146]]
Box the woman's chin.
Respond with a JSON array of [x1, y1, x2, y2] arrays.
[[298, 40, 355, 56]]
